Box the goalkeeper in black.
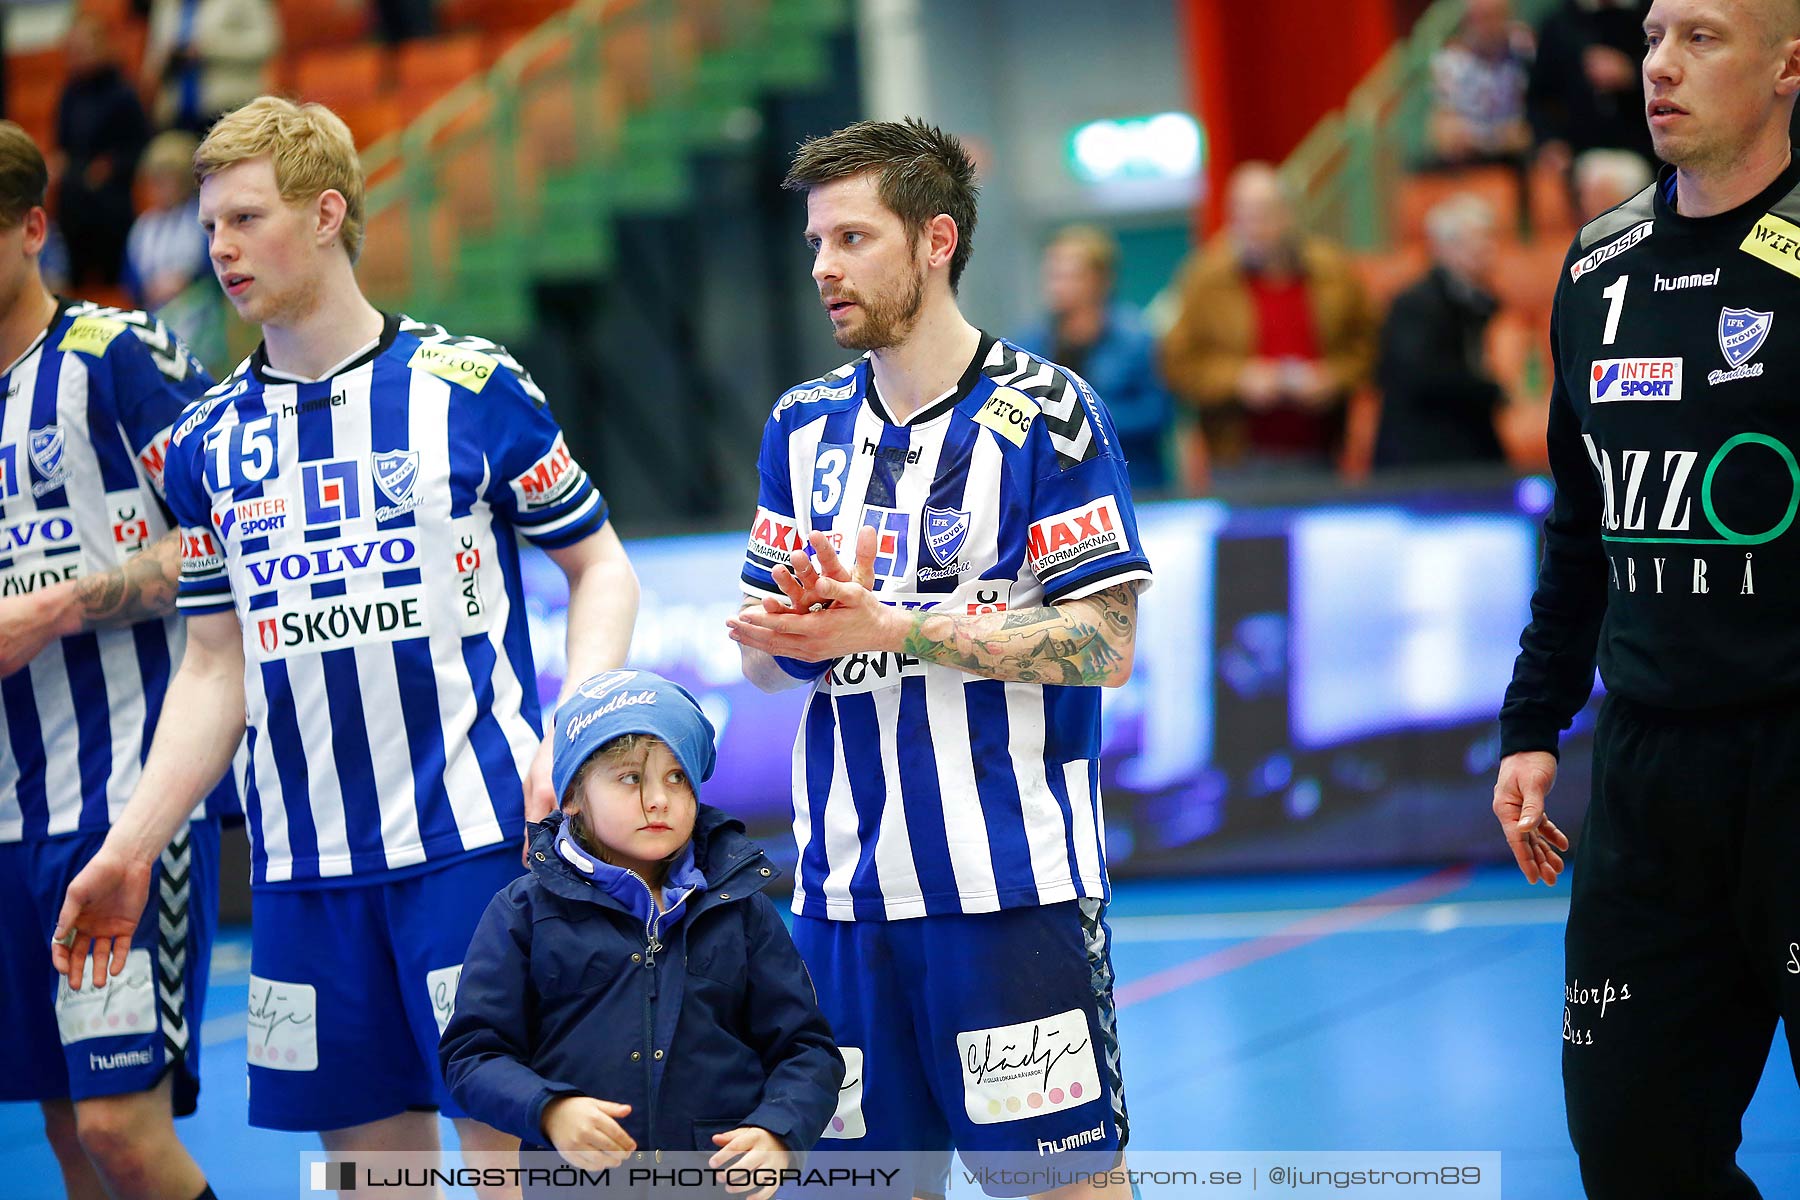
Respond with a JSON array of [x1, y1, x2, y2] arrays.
[[1496, 1, 1800, 1196]]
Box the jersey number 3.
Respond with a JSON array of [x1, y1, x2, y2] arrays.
[[811, 445, 850, 517]]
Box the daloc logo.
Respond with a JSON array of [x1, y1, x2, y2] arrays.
[[924, 506, 971, 567]]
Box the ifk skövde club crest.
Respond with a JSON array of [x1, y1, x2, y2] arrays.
[[372, 449, 421, 507], [1719, 307, 1773, 369], [924, 506, 971, 567], [28, 425, 64, 481]]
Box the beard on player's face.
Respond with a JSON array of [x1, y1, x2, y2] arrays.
[[830, 257, 927, 352]]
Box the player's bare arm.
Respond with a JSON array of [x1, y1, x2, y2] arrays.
[[728, 530, 1139, 688], [902, 581, 1138, 687], [0, 529, 181, 676], [549, 521, 640, 690], [51, 608, 247, 988], [523, 523, 641, 824]]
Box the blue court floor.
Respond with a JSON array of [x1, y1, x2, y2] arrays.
[[4, 865, 1797, 1198]]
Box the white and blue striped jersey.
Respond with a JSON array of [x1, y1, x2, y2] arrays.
[[742, 334, 1154, 922], [0, 298, 238, 842], [164, 314, 608, 887]]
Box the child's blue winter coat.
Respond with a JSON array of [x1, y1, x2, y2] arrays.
[[440, 806, 844, 1155]]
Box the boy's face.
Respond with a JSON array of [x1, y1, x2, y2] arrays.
[[198, 155, 328, 327], [569, 739, 697, 880]]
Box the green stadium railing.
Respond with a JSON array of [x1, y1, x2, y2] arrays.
[[1282, 0, 1558, 251], [350, 0, 848, 338]]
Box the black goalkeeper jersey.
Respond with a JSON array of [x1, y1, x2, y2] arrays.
[[1501, 154, 1800, 755]]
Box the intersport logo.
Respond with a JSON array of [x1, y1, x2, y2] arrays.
[[1590, 358, 1683, 403]]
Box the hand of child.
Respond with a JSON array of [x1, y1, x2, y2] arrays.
[[708, 1126, 791, 1199], [541, 1096, 636, 1170]]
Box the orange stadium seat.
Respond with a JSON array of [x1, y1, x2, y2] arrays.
[[483, 0, 574, 30], [278, 0, 370, 53], [441, 0, 571, 32], [1394, 165, 1521, 246], [333, 94, 403, 147], [292, 44, 388, 108], [1489, 239, 1567, 317], [8, 76, 62, 150], [1527, 158, 1578, 245], [395, 34, 484, 119]]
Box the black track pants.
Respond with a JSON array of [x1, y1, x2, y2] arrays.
[[1564, 694, 1800, 1199]]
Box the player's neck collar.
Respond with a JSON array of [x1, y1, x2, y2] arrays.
[[1, 293, 70, 380], [251, 311, 400, 384], [864, 330, 995, 427], [1658, 149, 1800, 228]]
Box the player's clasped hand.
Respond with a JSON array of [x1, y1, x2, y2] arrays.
[[729, 527, 905, 663], [708, 1126, 791, 1200], [765, 525, 877, 614], [540, 1096, 637, 1171], [1492, 750, 1570, 885]]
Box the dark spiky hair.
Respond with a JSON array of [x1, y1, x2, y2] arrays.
[[783, 117, 980, 291]]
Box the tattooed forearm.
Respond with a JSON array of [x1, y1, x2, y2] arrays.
[[73, 530, 181, 629], [899, 581, 1140, 686]]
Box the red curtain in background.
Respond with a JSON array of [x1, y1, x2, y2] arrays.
[[1181, 0, 1400, 232]]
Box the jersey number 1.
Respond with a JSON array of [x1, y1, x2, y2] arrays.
[[1601, 275, 1628, 346]]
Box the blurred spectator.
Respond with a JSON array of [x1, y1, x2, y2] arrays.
[[1527, 0, 1654, 176], [124, 130, 225, 369], [55, 15, 149, 287], [1013, 226, 1174, 493], [41, 222, 72, 294], [1574, 146, 1655, 221], [1160, 163, 1377, 485], [143, 0, 281, 135], [1374, 195, 1508, 470], [1428, 0, 1535, 168], [373, 0, 435, 44]]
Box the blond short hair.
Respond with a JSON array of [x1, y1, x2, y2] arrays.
[[195, 97, 366, 263]]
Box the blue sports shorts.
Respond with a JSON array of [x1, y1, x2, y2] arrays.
[[0, 818, 218, 1113], [792, 898, 1128, 1198], [245, 844, 522, 1131]]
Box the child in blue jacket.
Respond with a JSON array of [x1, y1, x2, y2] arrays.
[[441, 669, 844, 1180]]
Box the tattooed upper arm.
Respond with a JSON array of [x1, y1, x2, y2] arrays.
[[900, 578, 1142, 687], [73, 530, 181, 630]]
